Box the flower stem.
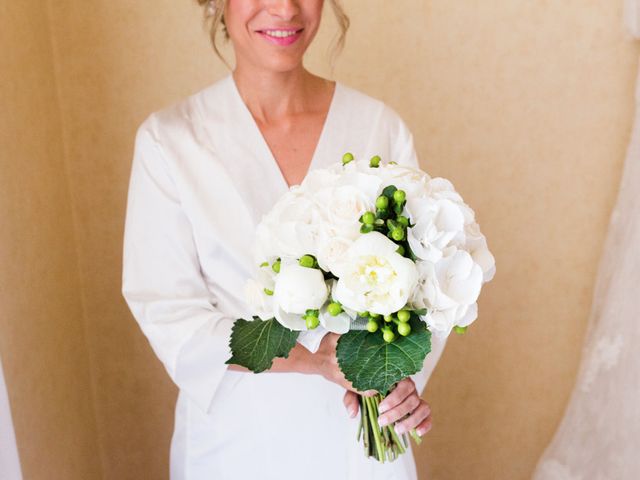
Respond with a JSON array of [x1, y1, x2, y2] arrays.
[[355, 392, 423, 462], [365, 395, 385, 461]]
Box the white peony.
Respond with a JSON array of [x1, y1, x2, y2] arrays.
[[424, 303, 477, 339], [333, 231, 418, 315], [272, 264, 329, 330], [462, 222, 496, 282], [406, 196, 466, 263], [411, 247, 483, 335]]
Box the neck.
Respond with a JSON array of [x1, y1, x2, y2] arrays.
[[231, 63, 325, 123]]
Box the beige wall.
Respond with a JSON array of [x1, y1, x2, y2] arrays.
[[1, 1, 638, 479], [0, 2, 101, 479]]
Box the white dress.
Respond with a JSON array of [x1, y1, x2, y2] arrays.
[[121, 73, 449, 480]]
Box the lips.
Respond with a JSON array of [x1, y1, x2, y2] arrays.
[[256, 28, 304, 46]]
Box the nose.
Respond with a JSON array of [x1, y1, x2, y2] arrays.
[[265, 0, 300, 21]]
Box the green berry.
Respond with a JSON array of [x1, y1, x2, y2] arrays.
[[397, 322, 411, 336], [306, 315, 320, 329], [369, 312, 380, 318], [397, 310, 410, 322], [375, 196, 389, 210], [397, 215, 409, 228], [271, 259, 281, 273], [342, 152, 354, 165], [263, 288, 273, 296], [369, 155, 381, 168], [383, 329, 396, 343], [362, 211, 375, 225], [454, 326, 468, 335], [391, 229, 405, 241], [384, 314, 394, 323], [393, 190, 406, 204], [259, 261, 269, 267], [396, 245, 405, 256], [299, 255, 315, 268], [366, 320, 379, 333], [358, 311, 369, 318], [327, 302, 343, 316]]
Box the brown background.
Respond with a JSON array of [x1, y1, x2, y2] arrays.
[[1, 1, 638, 479]]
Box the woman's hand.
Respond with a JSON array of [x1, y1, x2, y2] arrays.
[[343, 377, 433, 436], [314, 332, 377, 397]]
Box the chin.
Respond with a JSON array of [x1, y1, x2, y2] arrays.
[[260, 56, 305, 74]]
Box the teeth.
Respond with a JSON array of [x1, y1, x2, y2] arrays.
[[264, 30, 298, 38]]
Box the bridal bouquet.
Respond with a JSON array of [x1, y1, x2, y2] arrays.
[[226, 153, 495, 462]]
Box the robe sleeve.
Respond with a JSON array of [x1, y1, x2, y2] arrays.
[[121, 118, 234, 415], [385, 104, 450, 395]]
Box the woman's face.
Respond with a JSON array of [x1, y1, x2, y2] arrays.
[[224, 0, 324, 73]]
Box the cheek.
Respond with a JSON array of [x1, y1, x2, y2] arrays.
[[223, 2, 255, 39], [300, 1, 324, 32]]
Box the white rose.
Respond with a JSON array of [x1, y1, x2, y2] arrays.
[[378, 163, 431, 198], [254, 190, 323, 262], [299, 168, 341, 195], [316, 235, 352, 277], [313, 184, 373, 240], [273, 264, 329, 330], [333, 231, 418, 315], [406, 196, 466, 263]]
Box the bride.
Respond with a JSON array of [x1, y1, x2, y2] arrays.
[[121, 1, 447, 478]]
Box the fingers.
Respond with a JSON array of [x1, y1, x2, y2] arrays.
[[415, 413, 433, 436], [378, 377, 415, 414], [394, 401, 432, 435], [377, 392, 421, 427], [343, 390, 359, 418]]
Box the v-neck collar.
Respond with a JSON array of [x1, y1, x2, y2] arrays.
[[226, 73, 340, 190]]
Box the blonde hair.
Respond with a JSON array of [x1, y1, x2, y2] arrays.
[[195, 0, 349, 69]]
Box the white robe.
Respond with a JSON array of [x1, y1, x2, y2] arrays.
[[122, 73, 449, 480]]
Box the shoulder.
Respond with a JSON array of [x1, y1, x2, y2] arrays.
[[134, 75, 231, 151]]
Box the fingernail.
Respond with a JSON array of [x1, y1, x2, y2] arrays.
[[349, 408, 356, 418], [378, 403, 387, 413], [395, 424, 406, 434], [378, 416, 388, 427]]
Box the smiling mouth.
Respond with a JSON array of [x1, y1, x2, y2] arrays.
[[257, 28, 304, 39], [255, 28, 304, 47]]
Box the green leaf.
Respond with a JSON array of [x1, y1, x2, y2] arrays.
[[225, 317, 299, 373], [336, 316, 431, 395]]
